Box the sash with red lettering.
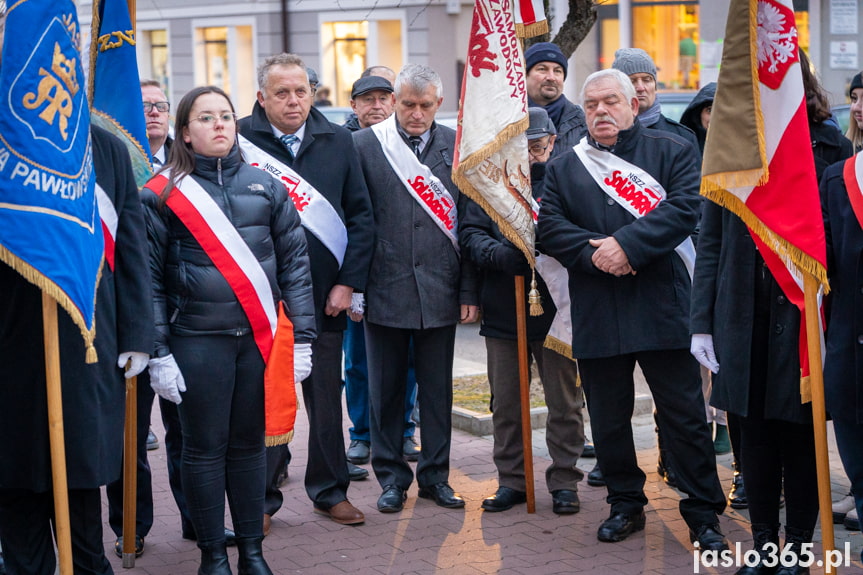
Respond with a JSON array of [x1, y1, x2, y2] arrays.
[[238, 134, 348, 268], [843, 154, 863, 231], [146, 171, 297, 445], [95, 184, 117, 272], [573, 138, 696, 279], [371, 115, 459, 252]]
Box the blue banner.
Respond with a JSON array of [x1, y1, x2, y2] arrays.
[[89, 0, 151, 189], [0, 0, 102, 350]]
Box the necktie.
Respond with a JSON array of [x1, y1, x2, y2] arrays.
[[408, 136, 423, 157], [280, 134, 299, 159]]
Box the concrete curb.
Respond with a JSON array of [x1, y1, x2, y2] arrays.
[[452, 393, 654, 437]]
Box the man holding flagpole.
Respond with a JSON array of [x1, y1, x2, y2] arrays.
[[537, 68, 727, 548]]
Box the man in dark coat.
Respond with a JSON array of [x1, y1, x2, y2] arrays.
[[353, 63, 479, 513], [523, 42, 587, 155], [238, 52, 373, 529], [0, 126, 153, 574], [461, 108, 585, 514], [537, 69, 726, 548]]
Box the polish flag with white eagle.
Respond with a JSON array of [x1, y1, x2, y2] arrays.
[[701, 0, 828, 401]]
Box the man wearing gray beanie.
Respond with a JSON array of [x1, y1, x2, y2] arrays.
[[524, 42, 587, 156], [611, 48, 698, 153]]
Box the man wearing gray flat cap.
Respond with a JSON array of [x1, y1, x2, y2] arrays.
[[461, 107, 587, 514]]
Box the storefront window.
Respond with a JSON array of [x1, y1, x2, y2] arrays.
[[193, 24, 255, 114], [322, 21, 368, 106], [146, 29, 170, 93], [632, 3, 699, 90]]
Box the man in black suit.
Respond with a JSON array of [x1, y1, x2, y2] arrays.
[[238, 53, 374, 529], [353, 64, 479, 513], [537, 69, 726, 549]]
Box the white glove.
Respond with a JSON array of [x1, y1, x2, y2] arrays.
[[118, 351, 149, 378], [294, 343, 313, 383], [348, 292, 365, 322], [690, 334, 720, 374], [148, 354, 187, 404]]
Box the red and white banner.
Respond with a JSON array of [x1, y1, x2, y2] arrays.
[[453, 0, 534, 264], [842, 154, 863, 231], [701, 0, 828, 401], [514, 0, 547, 38]]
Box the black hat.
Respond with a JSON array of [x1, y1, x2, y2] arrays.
[[524, 42, 568, 79], [351, 76, 394, 100], [851, 72, 863, 97]]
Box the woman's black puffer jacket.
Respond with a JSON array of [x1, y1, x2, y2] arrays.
[[142, 145, 317, 357]]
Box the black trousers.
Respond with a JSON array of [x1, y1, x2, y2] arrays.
[[0, 488, 112, 575], [106, 371, 154, 539], [160, 396, 195, 537], [579, 349, 726, 529], [299, 331, 349, 509], [366, 322, 456, 489], [172, 333, 266, 546], [263, 443, 291, 516]]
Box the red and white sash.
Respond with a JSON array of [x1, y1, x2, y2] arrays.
[[843, 154, 863, 231], [148, 172, 277, 361], [371, 115, 459, 252], [238, 135, 348, 268], [574, 138, 696, 279], [95, 183, 117, 272]]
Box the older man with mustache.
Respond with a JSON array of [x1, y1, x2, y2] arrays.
[[537, 69, 727, 549]]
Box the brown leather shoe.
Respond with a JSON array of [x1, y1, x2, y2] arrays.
[[314, 500, 365, 525], [263, 513, 272, 537]]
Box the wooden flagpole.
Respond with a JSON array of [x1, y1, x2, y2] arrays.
[[42, 293, 73, 575], [514, 275, 535, 513], [803, 273, 836, 573], [121, 0, 139, 567]]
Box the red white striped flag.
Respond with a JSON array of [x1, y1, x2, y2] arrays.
[[453, 0, 534, 264], [514, 0, 547, 38], [701, 0, 828, 401]]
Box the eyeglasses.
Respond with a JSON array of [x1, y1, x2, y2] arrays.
[[143, 101, 170, 113], [191, 112, 237, 125], [528, 143, 549, 155]]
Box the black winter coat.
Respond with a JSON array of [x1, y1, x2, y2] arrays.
[[821, 158, 863, 424], [460, 198, 554, 341], [690, 203, 810, 423], [537, 121, 701, 358], [239, 104, 373, 333], [0, 126, 153, 491], [141, 146, 316, 357]]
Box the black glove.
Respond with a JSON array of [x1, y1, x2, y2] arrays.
[[492, 244, 530, 276]]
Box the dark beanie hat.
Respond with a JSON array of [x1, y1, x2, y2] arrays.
[[850, 72, 863, 97], [612, 48, 657, 79], [524, 42, 568, 78]]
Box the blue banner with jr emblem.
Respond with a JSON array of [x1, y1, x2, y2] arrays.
[[88, 0, 151, 189], [0, 0, 102, 356]]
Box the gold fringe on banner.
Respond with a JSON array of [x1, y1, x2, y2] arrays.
[[265, 431, 294, 447], [800, 373, 812, 404], [454, 116, 529, 174], [543, 335, 574, 362], [0, 245, 101, 363], [515, 20, 548, 39]]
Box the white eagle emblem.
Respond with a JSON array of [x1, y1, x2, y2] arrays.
[[756, 0, 798, 75]]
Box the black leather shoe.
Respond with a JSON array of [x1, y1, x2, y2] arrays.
[[114, 535, 144, 558], [377, 485, 407, 513], [346, 439, 370, 464], [581, 442, 596, 458], [657, 458, 679, 489], [403, 436, 421, 462], [418, 482, 465, 508], [587, 463, 606, 487], [690, 523, 729, 551], [481, 487, 526, 512], [597, 510, 646, 542], [551, 489, 581, 514], [348, 462, 369, 481], [729, 473, 748, 509]]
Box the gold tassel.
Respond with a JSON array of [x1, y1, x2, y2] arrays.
[[528, 269, 543, 316], [86, 344, 98, 364]]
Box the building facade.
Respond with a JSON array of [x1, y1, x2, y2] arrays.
[[78, 0, 862, 115]]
